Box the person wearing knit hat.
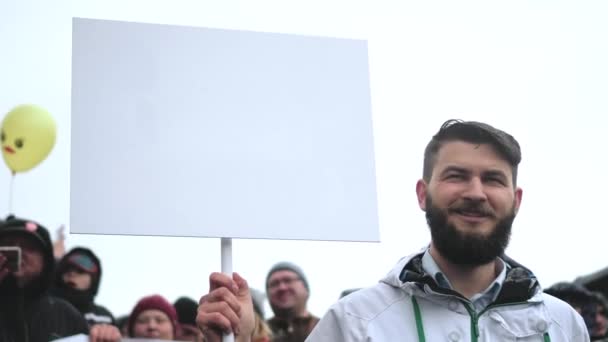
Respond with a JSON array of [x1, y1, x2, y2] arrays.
[[265, 261, 319, 342], [129, 294, 179, 340], [266, 262, 310, 293], [0, 216, 90, 340]]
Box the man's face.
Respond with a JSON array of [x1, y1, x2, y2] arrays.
[[132, 309, 174, 340], [267, 270, 309, 315], [62, 267, 92, 290], [416, 141, 522, 266], [0, 234, 45, 286], [593, 304, 607, 337]]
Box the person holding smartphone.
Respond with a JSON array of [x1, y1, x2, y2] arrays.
[[0, 216, 119, 342]]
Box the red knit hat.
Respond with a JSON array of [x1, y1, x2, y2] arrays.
[[128, 294, 179, 337]]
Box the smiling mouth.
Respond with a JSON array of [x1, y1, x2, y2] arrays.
[[450, 209, 493, 220], [456, 211, 487, 217], [3, 146, 15, 154]]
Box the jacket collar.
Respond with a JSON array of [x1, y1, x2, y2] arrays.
[[389, 249, 540, 305]]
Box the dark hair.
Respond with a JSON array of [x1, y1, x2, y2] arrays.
[[544, 282, 600, 333], [423, 119, 521, 185], [544, 282, 594, 305]]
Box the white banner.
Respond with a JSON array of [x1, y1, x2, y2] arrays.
[[70, 18, 379, 242]]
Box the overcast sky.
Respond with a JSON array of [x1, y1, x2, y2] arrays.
[[1, 0, 607, 318]]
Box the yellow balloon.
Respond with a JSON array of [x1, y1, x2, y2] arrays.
[[1, 104, 56, 173]]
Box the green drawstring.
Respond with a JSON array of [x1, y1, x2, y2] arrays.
[[411, 296, 552, 342], [411, 297, 426, 342]]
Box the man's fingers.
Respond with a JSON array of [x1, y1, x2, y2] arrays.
[[89, 326, 100, 342], [200, 301, 241, 333], [89, 324, 121, 342], [204, 287, 242, 316], [209, 272, 238, 293], [89, 325, 105, 342], [197, 310, 238, 335], [104, 325, 121, 342], [233, 272, 250, 297]]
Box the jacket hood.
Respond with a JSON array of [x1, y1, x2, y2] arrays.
[[54, 247, 102, 296], [0, 216, 55, 298], [380, 248, 542, 305]]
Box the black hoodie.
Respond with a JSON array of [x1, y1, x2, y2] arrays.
[[52, 247, 115, 326], [0, 216, 88, 342]]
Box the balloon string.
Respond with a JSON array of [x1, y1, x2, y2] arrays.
[[8, 172, 14, 215]]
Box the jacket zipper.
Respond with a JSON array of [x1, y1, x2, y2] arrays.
[[420, 286, 541, 341], [463, 301, 529, 342], [463, 304, 479, 342]]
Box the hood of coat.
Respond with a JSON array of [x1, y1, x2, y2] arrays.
[[380, 247, 543, 305]]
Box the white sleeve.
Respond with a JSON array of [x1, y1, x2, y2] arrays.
[[306, 305, 348, 342]]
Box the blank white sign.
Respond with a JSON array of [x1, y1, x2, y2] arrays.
[[71, 18, 379, 241]]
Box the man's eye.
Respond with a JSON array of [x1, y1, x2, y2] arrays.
[[486, 177, 504, 185]]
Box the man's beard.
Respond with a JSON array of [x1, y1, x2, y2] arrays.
[[425, 195, 516, 266], [270, 299, 302, 319], [270, 304, 297, 319]]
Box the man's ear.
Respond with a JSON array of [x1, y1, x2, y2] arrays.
[[416, 180, 428, 211], [514, 187, 523, 214]]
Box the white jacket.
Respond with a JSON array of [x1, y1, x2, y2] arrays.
[[307, 252, 589, 342]]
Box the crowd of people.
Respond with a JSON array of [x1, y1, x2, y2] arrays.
[[1, 119, 606, 341], [0, 214, 319, 342]]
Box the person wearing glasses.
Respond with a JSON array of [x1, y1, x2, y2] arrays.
[[265, 262, 318, 342]]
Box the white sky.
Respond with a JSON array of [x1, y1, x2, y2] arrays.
[[1, 0, 607, 318]]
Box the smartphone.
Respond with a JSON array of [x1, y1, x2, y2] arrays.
[[0, 246, 21, 272]]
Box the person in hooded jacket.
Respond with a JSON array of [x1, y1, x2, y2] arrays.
[[52, 247, 115, 326], [0, 216, 121, 342], [545, 283, 608, 341], [195, 120, 590, 342], [0, 216, 89, 341]]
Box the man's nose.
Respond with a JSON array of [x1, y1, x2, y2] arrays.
[[462, 177, 487, 201], [276, 281, 290, 291]]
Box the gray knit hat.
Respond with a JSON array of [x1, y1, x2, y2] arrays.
[[266, 261, 309, 292]]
